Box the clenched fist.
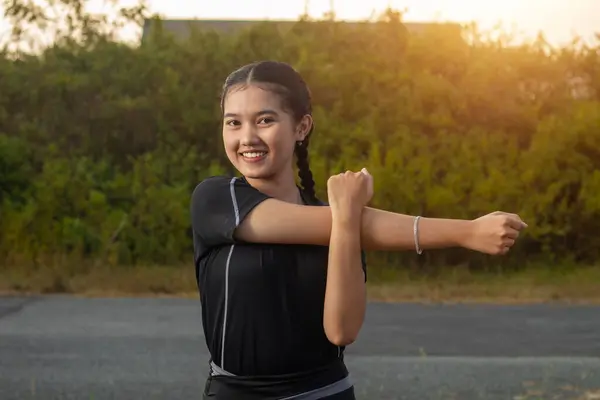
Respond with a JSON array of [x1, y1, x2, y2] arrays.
[[465, 211, 528, 255], [327, 168, 374, 218]]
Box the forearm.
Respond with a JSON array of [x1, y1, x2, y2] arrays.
[[361, 207, 472, 251], [323, 216, 366, 346]]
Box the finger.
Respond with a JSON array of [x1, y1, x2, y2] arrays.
[[502, 228, 520, 240], [509, 213, 528, 229], [361, 167, 371, 176], [505, 216, 527, 230], [502, 238, 515, 247], [495, 211, 528, 229]]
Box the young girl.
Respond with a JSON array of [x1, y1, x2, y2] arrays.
[[191, 60, 527, 399]]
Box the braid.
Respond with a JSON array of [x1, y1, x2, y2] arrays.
[[295, 131, 318, 204]]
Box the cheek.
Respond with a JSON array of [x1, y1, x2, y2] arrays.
[[263, 127, 294, 153], [222, 133, 241, 165], [222, 132, 237, 153]]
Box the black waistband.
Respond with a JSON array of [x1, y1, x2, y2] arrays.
[[203, 358, 350, 400]]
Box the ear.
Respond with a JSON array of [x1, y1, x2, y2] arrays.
[[295, 114, 313, 142]]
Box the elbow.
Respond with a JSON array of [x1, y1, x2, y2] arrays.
[[324, 325, 360, 347], [323, 305, 366, 347], [326, 331, 358, 347]]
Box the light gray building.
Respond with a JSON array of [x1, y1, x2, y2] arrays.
[[141, 18, 463, 43]]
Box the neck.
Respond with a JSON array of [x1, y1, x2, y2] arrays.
[[245, 171, 302, 205]]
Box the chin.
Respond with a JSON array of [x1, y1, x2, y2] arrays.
[[240, 169, 277, 180], [236, 163, 276, 180]]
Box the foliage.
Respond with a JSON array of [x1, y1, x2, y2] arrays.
[[1, 4, 599, 273]]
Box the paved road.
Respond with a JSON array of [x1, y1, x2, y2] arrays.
[[1, 296, 599, 400]]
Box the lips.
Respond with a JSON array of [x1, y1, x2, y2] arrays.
[[239, 150, 268, 163], [240, 151, 267, 159]]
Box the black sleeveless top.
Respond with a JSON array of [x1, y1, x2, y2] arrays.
[[190, 176, 367, 398]]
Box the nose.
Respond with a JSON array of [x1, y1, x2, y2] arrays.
[[239, 122, 261, 146]]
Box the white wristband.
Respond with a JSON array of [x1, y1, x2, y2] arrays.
[[413, 216, 423, 255]]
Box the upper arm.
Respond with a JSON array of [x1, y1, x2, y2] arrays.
[[234, 196, 334, 245], [191, 176, 333, 247]]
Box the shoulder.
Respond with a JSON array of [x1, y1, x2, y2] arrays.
[[191, 175, 252, 201], [191, 176, 239, 214], [192, 176, 235, 195], [191, 175, 272, 220]]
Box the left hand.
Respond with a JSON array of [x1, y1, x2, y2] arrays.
[[464, 211, 528, 255]]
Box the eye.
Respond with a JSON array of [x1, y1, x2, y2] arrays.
[[258, 117, 275, 125], [225, 119, 240, 127]]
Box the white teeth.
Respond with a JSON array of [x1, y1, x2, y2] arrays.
[[242, 152, 266, 158]]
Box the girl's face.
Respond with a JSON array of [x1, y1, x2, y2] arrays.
[[222, 84, 311, 180]]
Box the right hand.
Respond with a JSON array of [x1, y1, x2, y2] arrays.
[[464, 211, 528, 255], [327, 168, 373, 217]]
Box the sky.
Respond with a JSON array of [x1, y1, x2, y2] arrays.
[[1, 0, 599, 48]]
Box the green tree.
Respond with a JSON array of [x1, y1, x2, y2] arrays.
[[1, 2, 598, 275]]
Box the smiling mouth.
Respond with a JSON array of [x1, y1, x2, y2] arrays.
[[240, 151, 268, 159]]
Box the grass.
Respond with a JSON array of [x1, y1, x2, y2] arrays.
[[1, 263, 600, 303], [366, 264, 600, 304]]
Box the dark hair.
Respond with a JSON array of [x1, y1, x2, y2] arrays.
[[220, 61, 317, 203]]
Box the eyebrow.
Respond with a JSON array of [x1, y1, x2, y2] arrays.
[[223, 109, 279, 118]]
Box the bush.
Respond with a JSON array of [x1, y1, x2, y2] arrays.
[[1, 6, 599, 273]]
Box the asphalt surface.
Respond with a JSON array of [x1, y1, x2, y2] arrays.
[[1, 296, 599, 400]]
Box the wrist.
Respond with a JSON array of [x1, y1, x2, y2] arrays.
[[418, 217, 473, 250], [454, 219, 475, 248], [331, 208, 362, 231]]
